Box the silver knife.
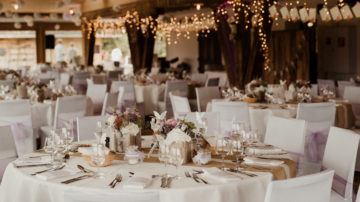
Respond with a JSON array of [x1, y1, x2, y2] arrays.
[[166, 177, 173, 188], [15, 163, 52, 168], [61, 174, 92, 184]]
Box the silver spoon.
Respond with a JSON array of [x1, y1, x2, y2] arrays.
[[110, 174, 122, 188]]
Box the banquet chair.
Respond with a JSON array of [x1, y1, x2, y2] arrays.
[[40, 95, 87, 146], [211, 101, 250, 133], [204, 71, 228, 88], [297, 102, 336, 124], [60, 73, 70, 87], [107, 70, 123, 81], [86, 84, 107, 115], [205, 77, 220, 87], [101, 92, 119, 116], [158, 80, 188, 119], [322, 126, 360, 202], [337, 80, 354, 98], [191, 73, 207, 84], [169, 92, 191, 120], [264, 169, 334, 202], [72, 72, 90, 94], [0, 100, 34, 156], [195, 86, 221, 112], [310, 84, 318, 96], [86, 78, 94, 86], [344, 86, 360, 128], [317, 79, 336, 94], [110, 81, 136, 108], [92, 75, 107, 84], [64, 190, 159, 202], [184, 112, 220, 137], [151, 73, 167, 83], [0, 125, 18, 181], [264, 116, 306, 175], [77, 116, 106, 142]]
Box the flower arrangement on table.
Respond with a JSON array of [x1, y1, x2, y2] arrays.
[[148, 111, 207, 164], [0, 70, 20, 80], [286, 80, 312, 103], [134, 69, 154, 85], [245, 79, 268, 102], [106, 108, 143, 153]]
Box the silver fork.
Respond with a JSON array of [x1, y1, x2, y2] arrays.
[[30, 165, 65, 176]]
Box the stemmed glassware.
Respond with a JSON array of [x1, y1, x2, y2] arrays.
[[232, 138, 243, 171], [90, 144, 106, 178], [158, 143, 170, 174], [44, 136, 55, 163], [216, 136, 232, 170], [169, 142, 185, 178], [231, 121, 245, 139], [51, 129, 66, 168], [61, 128, 74, 152]]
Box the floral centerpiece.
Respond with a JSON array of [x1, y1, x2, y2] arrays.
[[106, 108, 143, 153], [149, 111, 204, 164], [245, 78, 268, 102], [0, 70, 20, 80], [285, 80, 312, 103]]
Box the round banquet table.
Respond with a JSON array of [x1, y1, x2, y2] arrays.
[[0, 147, 296, 202], [134, 84, 165, 115]]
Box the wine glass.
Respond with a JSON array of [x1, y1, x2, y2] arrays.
[[44, 136, 54, 163], [158, 142, 170, 175], [52, 130, 66, 168], [169, 142, 185, 178], [61, 128, 74, 152], [216, 137, 232, 170], [232, 138, 243, 171], [231, 121, 245, 139], [90, 144, 106, 178]]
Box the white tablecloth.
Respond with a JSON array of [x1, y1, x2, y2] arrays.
[[0, 156, 272, 202], [135, 84, 165, 115]]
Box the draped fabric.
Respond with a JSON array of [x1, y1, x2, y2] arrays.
[[264, 30, 310, 84], [126, 20, 156, 73]]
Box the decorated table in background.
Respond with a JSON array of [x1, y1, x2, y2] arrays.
[[0, 146, 296, 202]]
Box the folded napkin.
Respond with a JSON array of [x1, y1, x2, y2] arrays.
[[247, 146, 283, 155], [123, 177, 151, 189], [202, 167, 241, 183], [244, 157, 283, 166], [36, 170, 78, 181], [78, 146, 110, 156], [14, 156, 51, 166]]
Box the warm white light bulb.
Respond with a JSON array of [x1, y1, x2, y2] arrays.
[[196, 4, 201, 10], [13, 3, 19, 10]]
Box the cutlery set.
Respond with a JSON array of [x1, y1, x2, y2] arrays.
[[185, 171, 208, 184]]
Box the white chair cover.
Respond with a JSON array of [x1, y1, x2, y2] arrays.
[[92, 75, 107, 84], [86, 84, 107, 114], [322, 127, 360, 202], [317, 79, 336, 94], [344, 86, 360, 127], [296, 103, 336, 124], [195, 86, 221, 112], [204, 71, 228, 88], [337, 81, 354, 98], [264, 116, 306, 174], [191, 73, 207, 84], [158, 80, 188, 119], [264, 170, 334, 202], [211, 101, 250, 134], [64, 190, 159, 202], [0, 125, 17, 181], [0, 100, 34, 156], [111, 81, 136, 110], [169, 93, 191, 120], [101, 92, 119, 116], [86, 78, 94, 86], [205, 77, 220, 87], [72, 72, 90, 94], [310, 84, 318, 96], [60, 73, 70, 87], [77, 116, 106, 142], [107, 70, 122, 81], [183, 112, 220, 137]]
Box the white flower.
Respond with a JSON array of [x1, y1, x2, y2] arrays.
[[121, 122, 140, 136], [150, 118, 161, 132], [106, 115, 116, 127], [289, 84, 296, 93], [165, 128, 191, 145]]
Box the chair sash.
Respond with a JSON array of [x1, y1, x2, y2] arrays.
[[0, 119, 32, 156], [306, 128, 329, 162], [321, 167, 355, 201]]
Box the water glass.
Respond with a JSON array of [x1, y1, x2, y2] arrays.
[[158, 143, 170, 173], [169, 142, 185, 178], [216, 137, 232, 170], [90, 144, 106, 178], [44, 136, 54, 162]]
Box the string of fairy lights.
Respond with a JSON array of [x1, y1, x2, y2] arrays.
[[82, 0, 359, 71]]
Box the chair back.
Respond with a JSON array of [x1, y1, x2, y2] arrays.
[[297, 103, 336, 125], [184, 112, 220, 137], [92, 75, 107, 84], [310, 84, 318, 96], [191, 73, 207, 84], [0, 100, 34, 156], [0, 125, 17, 180], [344, 86, 360, 125], [317, 79, 336, 94], [163, 80, 188, 118], [72, 72, 89, 94], [86, 78, 94, 86], [101, 92, 119, 116], [264, 170, 334, 202], [77, 116, 106, 142], [60, 73, 70, 87], [264, 116, 306, 157], [54, 95, 87, 128], [169, 92, 191, 120], [110, 81, 135, 108], [205, 77, 220, 87], [86, 84, 107, 114], [322, 126, 360, 200], [337, 80, 354, 98], [211, 101, 250, 133], [195, 87, 221, 112], [204, 71, 228, 88], [107, 70, 123, 80]]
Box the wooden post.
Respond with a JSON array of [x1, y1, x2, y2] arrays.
[[35, 26, 46, 63]]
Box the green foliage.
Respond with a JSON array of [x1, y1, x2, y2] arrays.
[[101, 34, 130, 56]]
